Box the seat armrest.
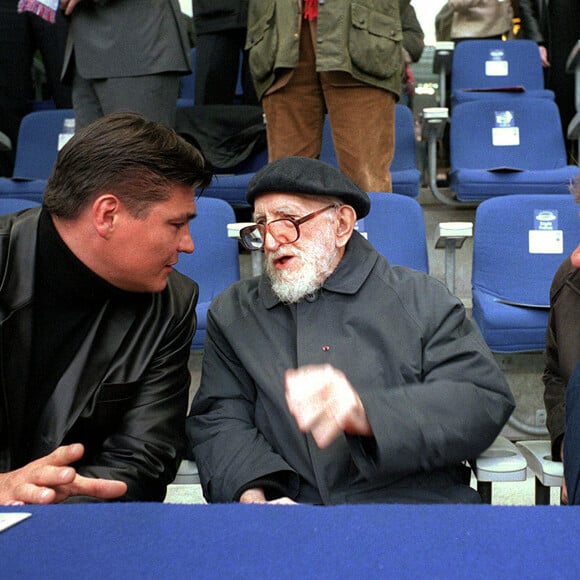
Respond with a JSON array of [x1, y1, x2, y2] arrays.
[[473, 436, 528, 483], [516, 440, 563, 487]]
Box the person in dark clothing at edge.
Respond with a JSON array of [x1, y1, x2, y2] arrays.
[[0, 112, 212, 505]]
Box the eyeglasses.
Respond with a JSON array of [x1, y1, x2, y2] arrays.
[[239, 204, 337, 251]]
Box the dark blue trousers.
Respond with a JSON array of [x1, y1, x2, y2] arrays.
[[564, 361, 580, 504]]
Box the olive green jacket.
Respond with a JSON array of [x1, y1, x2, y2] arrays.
[[246, 0, 410, 100]]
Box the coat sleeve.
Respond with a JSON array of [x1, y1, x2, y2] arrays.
[[75, 284, 197, 502], [186, 308, 299, 503], [543, 264, 569, 460], [351, 279, 515, 480]]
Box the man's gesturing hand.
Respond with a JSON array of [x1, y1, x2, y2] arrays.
[[0, 443, 127, 505], [285, 364, 373, 448]]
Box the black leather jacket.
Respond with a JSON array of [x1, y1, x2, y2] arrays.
[[0, 208, 197, 501]]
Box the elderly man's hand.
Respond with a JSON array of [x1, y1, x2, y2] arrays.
[[285, 364, 373, 449], [239, 487, 297, 505], [0, 443, 127, 505]]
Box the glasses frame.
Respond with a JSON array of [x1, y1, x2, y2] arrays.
[[239, 204, 338, 251]]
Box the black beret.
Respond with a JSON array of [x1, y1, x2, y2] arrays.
[[246, 156, 371, 218]]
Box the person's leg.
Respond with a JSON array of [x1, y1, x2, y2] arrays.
[[93, 73, 181, 128], [31, 10, 72, 108], [72, 73, 104, 130], [322, 72, 395, 192], [195, 31, 241, 105], [564, 361, 580, 505], [262, 22, 325, 161]]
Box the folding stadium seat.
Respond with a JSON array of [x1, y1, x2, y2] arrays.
[[472, 194, 580, 353], [321, 105, 421, 197], [360, 192, 428, 271], [174, 196, 240, 350], [449, 98, 578, 202], [472, 194, 579, 502], [450, 39, 555, 107], [0, 108, 75, 203]]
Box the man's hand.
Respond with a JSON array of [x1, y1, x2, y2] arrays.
[[60, 0, 84, 16], [285, 364, 373, 449], [561, 440, 568, 505], [239, 487, 297, 505], [0, 443, 127, 505]]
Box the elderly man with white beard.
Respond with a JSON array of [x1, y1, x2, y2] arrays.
[[186, 156, 514, 505]]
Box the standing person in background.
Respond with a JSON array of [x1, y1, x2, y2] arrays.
[[543, 174, 580, 505], [448, 1, 549, 65], [60, 0, 192, 131], [533, 0, 580, 163], [401, 2, 425, 110], [245, 0, 410, 193], [0, 2, 72, 176], [192, 0, 258, 106]]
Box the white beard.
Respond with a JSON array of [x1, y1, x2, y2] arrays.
[[265, 223, 339, 304]]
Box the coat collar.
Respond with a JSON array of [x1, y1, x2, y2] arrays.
[[260, 231, 380, 309]]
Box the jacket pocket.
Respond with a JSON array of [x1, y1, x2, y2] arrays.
[[245, 3, 278, 82], [349, 3, 402, 79]]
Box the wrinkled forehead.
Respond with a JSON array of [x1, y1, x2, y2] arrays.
[[253, 192, 338, 218]]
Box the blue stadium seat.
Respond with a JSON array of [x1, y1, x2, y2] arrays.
[[449, 98, 578, 202], [360, 192, 428, 272], [174, 196, 240, 350], [0, 109, 75, 204], [0, 197, 41, 215], [450, 39, 554, 107], [472, 194, 580, 353]]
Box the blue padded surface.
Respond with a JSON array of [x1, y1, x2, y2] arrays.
[[0, 197, 41, 215], [363, 192, 429, 273], [175, 196, 240, 350], [13, 109, 74, 180], [449, 98, 577, 201], [450, 39, 554, 106], [0, 178, 47, 203], [472, 194, 580, 352]]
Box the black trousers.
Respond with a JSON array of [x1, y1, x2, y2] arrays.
[[0, 2, 72, 175], [194, 29, 258, 106]]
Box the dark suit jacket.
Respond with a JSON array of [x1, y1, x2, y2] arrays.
[[0, 208, 197, 501], [63, 0, 191, 80]]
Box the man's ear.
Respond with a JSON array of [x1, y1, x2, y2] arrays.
[[93, 194, 121, 239], [335, 205, 357, 248]]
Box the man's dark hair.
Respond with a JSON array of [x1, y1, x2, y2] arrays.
[[43, 112, 213, 219]]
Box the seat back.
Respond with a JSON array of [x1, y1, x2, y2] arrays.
[[359, 192, 429, 273], [472, 194, 580, 352], [451, 98, 567, 172], [13, 109, 75, 180], [450, 39, 551, 101], [473, 194, 580, 306], [175, 196, 240, 350], [0, 197, 41, 215]]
